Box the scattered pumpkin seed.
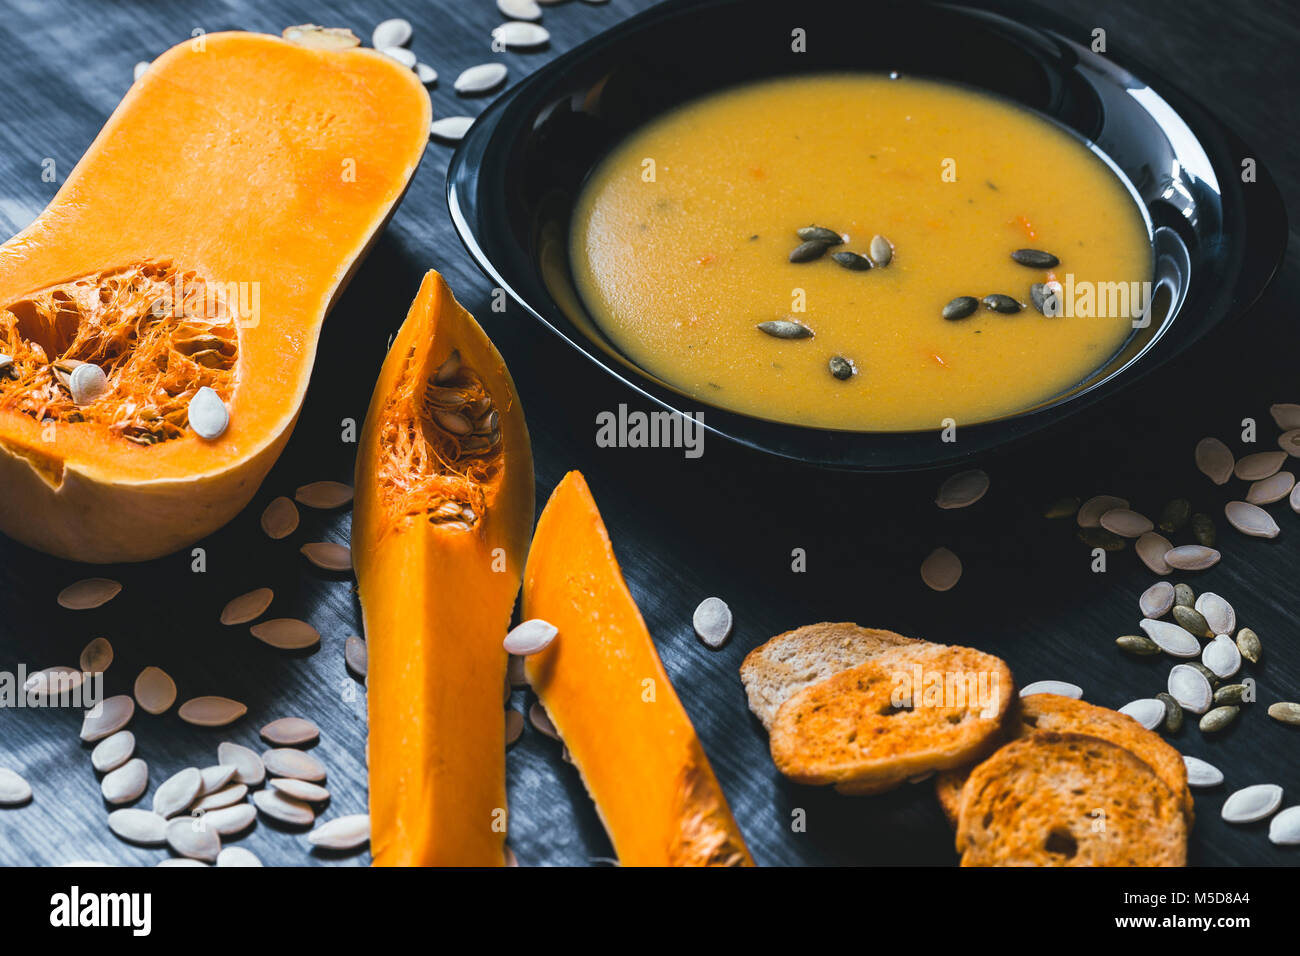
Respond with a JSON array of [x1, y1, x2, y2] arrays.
[[294, 481, 354, 509], [262, 748, 326, 783], [1173, 583, 1195, 608], [260, 496, 299, 539], [981, 293, 1022, 314], [491, 21, 550, 49], [1224, 500, 1280, 539], [1271, 403, 1300, 430], [166, 816, 221, 861], [80, 695, 135, 742], [199, 803, 256, 836], [506, 708, 524, 745], [58, 577, 121, 610], [1202, 635, 1242, 679], [1116, 634, 1161, 656], [920, 547, 962, 591], [155, 858, 206, 867], [1199, 705, 1240, 733], [756, 319, 813, 339], [216, 846, 262, 867], [1136, 532, 1174, 575], [1010, 248, 1059, 268], [199, 765, 236, 795], [941, 296, 979, 321], [217, 742, 265, 786], [1140, 620, 1200, 658], [80, 637, 113, 673], [1077, 495, 1129, 528], [828, 355, 855, 380], [1235, 450, 1286, 481], [301, 541, 352, 571], [308, 814, 370, 850], [935, 469, 989, 510], [177, 696, 247, 728], [1246, 470, 1295, 505], [508, 654, 527, 687], [371, 17, 412, 48], [191, 783, 247, 813], [869, 234, 893, 266], [1167, 665, 1211, 715], [134, 666, 177, 715], [692, 597, 733, 648], [1077, 526, 1125, 551], [153, 768, 203, 819], [1194, 593, 1235, 636], [504, 618, 559, 655], [250, 618, 321, 650], [1118, 698, 1165, 730], [498, 0, 543, 20], [1099, 508, 1153, 538], [1194, 437, 1234, 485], [529, 701, 559, 740], [107, 808, 167, 845], [1293, 482, 1300, 513], [1043, 496, 1079, 519], [344, 635, 367, 678], [430, 116, 475, 142], [24, 666, 83, 701], [796, 225, 842, 244], [91, 731, 135, 773], [1155, 692, 1183, 732], [220, 587, 273, 626], [260, 716, 320, 747], [269, 778, 330, 802], [1183, 755, 1223, 788], [454, 62, 508, 95], [1189, 513, 1216, 547], [830, 250, 873, 271], [789, 239, 833, 263], [1171, 605, 1212, 639], [1163, 544, 1219, 571], [1236, 627, 1262, 664], [253, 788, 315, 827], [1213, 683, 1249, 706], [1019, 680, 1082, 699], [0, 767, 32, 806], [101, 758, 148, 805], [1221, 783, 1281, 823], [1157, 498, 1191, 533], [1269, 807, 1300, 845], [1277, 428, 1300, 457], [1267, 702, 1300, 725], [415, 62, 438, 85]]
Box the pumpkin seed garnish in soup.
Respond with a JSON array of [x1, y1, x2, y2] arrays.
[[1011, 248, 1060, 268], [942, 296, 979, 321], [757, 319, 813, 340], [830, 251, 873, 271], [795, 225, 842, 245], [828, 355, 854, 380], [981, 294, 1022, 314], [1030, 281, 1062, 316], [789, 239, 833, 263], [869, 234, 893, 266]]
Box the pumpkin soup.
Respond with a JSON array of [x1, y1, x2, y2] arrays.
[[571, 74, 1152, 431]]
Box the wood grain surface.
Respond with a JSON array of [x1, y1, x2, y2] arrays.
[[0, 0, 1297, 867]]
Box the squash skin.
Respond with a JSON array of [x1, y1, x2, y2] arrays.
[[524, 472, 754, 867], [354, 272, 534, 866], [0, 32, 431, 562]]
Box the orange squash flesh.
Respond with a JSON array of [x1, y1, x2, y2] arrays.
[[0, 31, 430, 561], [524, 472, 753, 866], [354, 271, 534, 866]]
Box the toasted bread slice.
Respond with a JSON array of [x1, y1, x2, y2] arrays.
[[936, 693, 1193, 828], [956, 731, 1187, 866], [769, 642, 1012, 793], [740, 623, 921, 730]]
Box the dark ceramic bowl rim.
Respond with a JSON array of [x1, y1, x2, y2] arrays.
[[447, 0, 1288, 471]]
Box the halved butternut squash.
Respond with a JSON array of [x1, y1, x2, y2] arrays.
[[0, 29, 430, 562], [524, 471, 753, 866], [354, 271, 534, 866]]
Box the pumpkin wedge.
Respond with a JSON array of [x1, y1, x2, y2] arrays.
[[354, 271, 534, 866], [0, 29, 430, 562], [524, 471, 753, 866]]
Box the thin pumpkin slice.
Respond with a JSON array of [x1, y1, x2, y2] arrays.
[[524, 471, 753, 866], [354, 271, 534, 866], [0, 30, 430, 562]]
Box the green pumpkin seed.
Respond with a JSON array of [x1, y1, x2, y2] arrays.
[[1030, 282, 1062, 316], [796, 225, 842, 244], [1267, 702, 1300, 725], [830, 251, 873, 271], [1044, 496, 1080, 519], [1011, 248, 1059, 268], [1173, 583, 1195, 609], [789, 239, 832, 263], [757, 319, 813, 340], [1156, 692, 1184, 733], [1190, 512, 1216, 547], [1158, 498, 1191, 533], [982, 293, 1023, 314], [828, 356, 854, 380], [1172, 605, 1212, 639], [942, 296, 979, 321], [1236, 627, 1262, 664], [1077, 526, 1125, 551], [869, 234, 893, 266], [1213, 684, 1249, 706], [1116, 635, 1161, 656], [1199, 705, 1239, 732]]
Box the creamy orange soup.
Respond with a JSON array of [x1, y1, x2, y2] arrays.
[[571, 75, 1152, 431]]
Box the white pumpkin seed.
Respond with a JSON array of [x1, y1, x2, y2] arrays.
[[188, 386, 228, 439], [1019, 680, 1082, 699], [498, 0, 542, 20], [1277, 427, 1300, 457], [454, 63, 508, 95], [1270, 403, 1300, 430], [216, 846, 262, 867], [1246, 470, 1295, 504], [262, 748, 326, 782], [1183, 755, 1223, 788], [260, 716, 320, 747], [69, 362, 109, 405], [344, 635, 367, 677], [80, 695, 135, 742], [91, 731, 135, 773], [529, 701, 559, 739], [250, 618, 320, 650], [1118, 698, 1166, 730], [198, 764, 236, 794], [58, 577, 121, 610], [505, 708, 524, 745], [1194, 592, 1235, 636], [935, 469, 989, 510], [1099, 508, 1153, 538], [178, 696, 247, 728], [24, 665, 84, 700], [294, 480, 353, 509], [165, 816, 221, 861], [380, 45, 416, 67], [1140, 619, 1201, 657], [190, 783, 247, 813], [415, 62, 437, 85], [220, 587, 273, 625], [101, 758, 148, 804], [217, 742, 265, 786], [1194, 437, 1234, 485], [252, 788, 315, 826], [260, 496, 299, 539], [134, 666, 177, 715], [1163, 544, 1220, 571], [199, 803, 255, 836], [1224, 500, 1280, 539], [80, 637, 113, 673], [153, 767, 203, 818], [1234, 450, 1286, 481], [491, 22, 550, 48], [133, 60, 150, 81], [1221, 783, 1283, 824], [920, 547, 961, 592], [371, 17, 412, 49], [308, 813, 370, 850], [107, 808, 167, 845], [430, 115, 475, 142], [691, 598, 732, 648], [1135, 533, 1174, 576], [503, 619, 558, 656], [0, 767, 32, 805], [1139, 581, 1175, 618], [1077, 494, 1129, 528], [301, 541, 352, 571], [156, 858, 206, 867], [1293, 482, 1300, 514], [1202, 634, 1242, 679], [1167, 664, 1213, 715], [1268, 806, 1300, 845], [269, 777, 330, 802]]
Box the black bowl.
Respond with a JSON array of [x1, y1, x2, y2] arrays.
[[447, 0, 1286, 470]]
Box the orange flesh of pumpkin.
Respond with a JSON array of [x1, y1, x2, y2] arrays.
[[0, 31, 430, 561], [354, 271, 534, 866], [524, 471, 753, 866]]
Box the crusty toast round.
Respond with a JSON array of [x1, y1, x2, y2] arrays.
[[936, 693, 1193, 829], [769, 642, 1012, 793], [740, 623, 921, 731], [957, 731, 1187, 866]]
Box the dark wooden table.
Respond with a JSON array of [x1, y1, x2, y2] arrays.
[[1, 0, 1297, 867]]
